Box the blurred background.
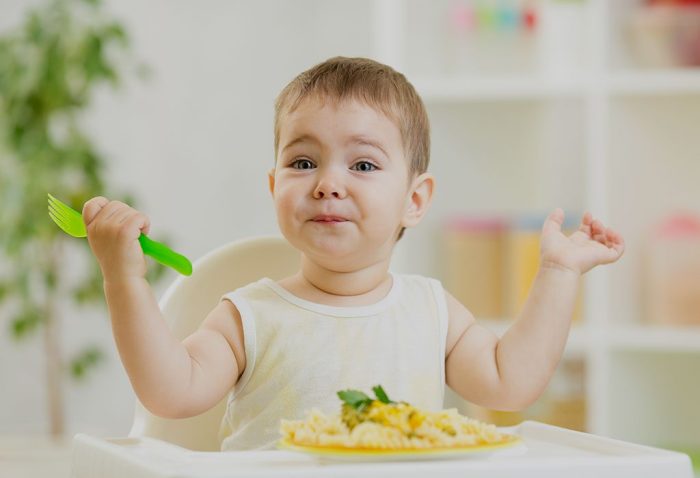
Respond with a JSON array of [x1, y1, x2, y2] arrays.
[[2, 0, 700, 476]]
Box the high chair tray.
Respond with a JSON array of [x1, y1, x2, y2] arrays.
[[71, 420, 693, 478]]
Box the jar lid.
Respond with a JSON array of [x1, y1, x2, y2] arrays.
[[655, 213, 700, 239]]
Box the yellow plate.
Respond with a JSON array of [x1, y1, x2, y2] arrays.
[[277, 434, 523, 462]]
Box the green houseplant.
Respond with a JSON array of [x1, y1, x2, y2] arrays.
[[0, 0, 166, 436]]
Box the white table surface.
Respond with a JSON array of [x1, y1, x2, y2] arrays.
[[70, 421, 695, 478]]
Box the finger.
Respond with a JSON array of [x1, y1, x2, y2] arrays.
[[90, 202, 132, 238], [582, 211, 592, 225], [599, 249, 619, 265], [119, 210, 150, 235], [603, 228, 617, 247], [100, 201, 129, 222], [82, 196, 109, 226], [591, 222, 608, 243], [605, 228, 615, 248], [599, 229, 625, 260], [608, 228, 625, 249], [115, 208, 137, 225], [542, 208, 565, 236], [121, 213, 151, 241], [613, 235, 626, 256], [608, 227, 622, 243], [596, 227, 610, 247], [578, 211, 593, 234], [602, 240, 625, 263], [591, 219, 605, 237]]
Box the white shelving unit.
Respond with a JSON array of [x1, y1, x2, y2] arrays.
[[372, 0, 700, 456]]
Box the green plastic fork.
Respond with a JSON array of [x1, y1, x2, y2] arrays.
[[48, 193, 192, 276]]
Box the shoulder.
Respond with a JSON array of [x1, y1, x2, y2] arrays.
[[222, 277, 274, 301], [393, 274, 451, 318], [219, 278, 283, 315], [393, 273, 453, 305], [395, 274, 476, 357], [216, 278, 270, 344], [392, 274, 475, 356], [391, 273, 448, 310], [199, 298, 246, 379]]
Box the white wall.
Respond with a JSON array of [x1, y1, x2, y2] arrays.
[[0, 0, 374, 437]]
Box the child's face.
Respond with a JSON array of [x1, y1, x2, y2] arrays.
[[269, 97, 430, 271]]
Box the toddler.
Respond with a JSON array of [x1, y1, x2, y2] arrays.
[[82, 57, 625, 450]]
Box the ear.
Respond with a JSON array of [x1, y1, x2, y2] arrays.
[[402, 172, 435, 228], [268, 167, 276, 196]]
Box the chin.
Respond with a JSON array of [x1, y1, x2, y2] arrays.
[[308, 235, 353, 257], [293, 234, 359, 268]]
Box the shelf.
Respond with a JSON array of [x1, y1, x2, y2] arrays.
[[475, 322, 700, 354], [374, 0, 700, 446], [608, 324, 700, 353], [607, 351, 700, 449], [412, 75, 587, 102], [412, 70, 700, 101], [609, 70, 700, 96]]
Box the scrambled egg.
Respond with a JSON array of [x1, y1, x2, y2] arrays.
[[342, 400, 428, 436]]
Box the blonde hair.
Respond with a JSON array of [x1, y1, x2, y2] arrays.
[[274, 56, 430, 177]]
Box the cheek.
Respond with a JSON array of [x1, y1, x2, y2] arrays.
[[274, 194, 292, 219], [362, 187, 407, 228], [273, 184, 301, 223]]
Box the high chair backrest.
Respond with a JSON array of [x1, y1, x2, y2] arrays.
[[129, 235, 300, 451]]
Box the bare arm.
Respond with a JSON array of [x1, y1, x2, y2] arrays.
[[446, 209, 624, 411], [445, 266, 579, 411], [82, 196, 245, 419], [105, 278, 245, 418]]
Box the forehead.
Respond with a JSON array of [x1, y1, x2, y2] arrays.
[[279, 97, 403, 152]]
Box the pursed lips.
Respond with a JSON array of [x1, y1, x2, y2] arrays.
[[311, 214, 348, 223]]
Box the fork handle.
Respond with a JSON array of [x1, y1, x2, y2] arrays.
[[138, 234, 193, 276]]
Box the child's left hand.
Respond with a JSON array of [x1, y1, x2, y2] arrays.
[[540, 208, 625, 275]]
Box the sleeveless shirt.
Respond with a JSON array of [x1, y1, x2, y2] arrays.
[[218, 273, 449, 450]]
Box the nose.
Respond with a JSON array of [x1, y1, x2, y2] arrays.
[[313, 166, 346, 199]]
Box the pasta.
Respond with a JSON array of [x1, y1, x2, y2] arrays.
[[280, 387, 514, 450]]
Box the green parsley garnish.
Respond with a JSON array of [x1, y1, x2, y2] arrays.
[[337, 385, 394, 411], [372, 385, 392, 404]]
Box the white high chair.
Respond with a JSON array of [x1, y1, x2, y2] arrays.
[[128, 235, 300, 452]]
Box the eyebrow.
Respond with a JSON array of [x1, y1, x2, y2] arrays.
[[347, 135, 389, 159], [281, 133, 390, 159]]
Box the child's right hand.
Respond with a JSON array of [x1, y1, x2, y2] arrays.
[[82, 196, 152, 283]]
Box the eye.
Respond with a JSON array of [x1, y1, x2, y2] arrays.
[[291, 158, 315, 170], [351, 161, 378, 172]]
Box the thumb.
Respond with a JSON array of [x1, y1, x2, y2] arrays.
[[542, 208, 564, 236], [82, 196, 109, 226]]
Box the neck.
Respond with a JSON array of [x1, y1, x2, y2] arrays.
[[298, 255, 392, 297]]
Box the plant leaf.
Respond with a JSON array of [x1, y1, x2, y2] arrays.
[[69, 346, 103, 380], [337, 389, 372, 410], [10, 307, 43, 339], [372, 385, 393, 404], [0, 281, 12, 303]]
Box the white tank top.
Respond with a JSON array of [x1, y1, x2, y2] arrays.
[[218, 273, 449, 451]]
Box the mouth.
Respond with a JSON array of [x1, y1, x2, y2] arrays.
[[311, 215, 349, 223]]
